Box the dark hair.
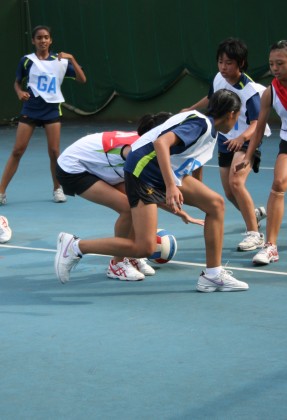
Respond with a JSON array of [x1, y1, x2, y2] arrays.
[[137, 112, 173, 136], [270, 40, 287, 52], [32, 25, 52, 39], [207, 89, 241, 119], [216, 37, 248, 72]]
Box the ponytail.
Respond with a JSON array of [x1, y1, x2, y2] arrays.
[[207, 89, 241, 119], [137, 112, 173, 136]]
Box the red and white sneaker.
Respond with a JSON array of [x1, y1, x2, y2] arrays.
[[107, 258, 145, 281], [129, 258, 155, 276], [252, 242, 279, 265], [0, 216, 12, 243]]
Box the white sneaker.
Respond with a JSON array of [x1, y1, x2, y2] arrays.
[[255, 206, 267, 228], [55, 232, 81, 283], [197, 269, 249, 292], [129, 258, 155, 276], [0, 216, 12, 243], [0, 193, 7, 205], [237, 231, 265, 251], [53, 187, 67, 203], [253, 242, 279, 265], [107, 258, 145, 281]]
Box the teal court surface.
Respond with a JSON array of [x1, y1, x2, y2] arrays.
[[0, 121, 287, 420]]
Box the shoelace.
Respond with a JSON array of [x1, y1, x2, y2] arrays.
[[221, 268, 234, 280], [258, 242, 275, 253]]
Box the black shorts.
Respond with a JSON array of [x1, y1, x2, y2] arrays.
[[218, 147, 261, 173], [124, 171, 166, 208], [56, 163, 101, 196], [278, 139, 287, 155], [19, 115, 61, 127]]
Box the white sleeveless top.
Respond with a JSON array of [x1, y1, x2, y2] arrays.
[[25, 53, 68, 103], [213, 72, 271, 138], [272, 85, 287, 141]]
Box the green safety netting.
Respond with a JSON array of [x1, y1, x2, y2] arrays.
[[24, 0, 285, 114]]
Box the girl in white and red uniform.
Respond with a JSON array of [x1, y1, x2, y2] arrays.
[[236, 40, 287, 265]]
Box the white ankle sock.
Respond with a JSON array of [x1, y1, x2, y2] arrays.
[[72, 239, 82, 257], [205, 266, 222, 277]]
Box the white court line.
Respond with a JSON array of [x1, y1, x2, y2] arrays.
[[205, 164, 274, 170], [1, 243, 286, 276]]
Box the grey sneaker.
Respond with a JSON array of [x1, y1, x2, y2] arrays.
[[129, 258, 155, 276], [237, 231, 265, 251], [197, 269, 249, 292], [55, 232, 81, 283], [53, 187, 67, 203], [0, 193, 7, 205], [255, 206, 267, 228]]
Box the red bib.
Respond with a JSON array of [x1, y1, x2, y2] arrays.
[[102, 131, 139, 152], [272, 78, 287, 110]]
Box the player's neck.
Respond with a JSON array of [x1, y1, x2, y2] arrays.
[[278, 78, 287, 88], [35, 51, 50, 60], [225, 72, 242, 85]]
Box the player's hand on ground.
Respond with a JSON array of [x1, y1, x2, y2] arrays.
[[180, 213, 205, 225]]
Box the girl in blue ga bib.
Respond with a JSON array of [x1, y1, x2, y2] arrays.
[[0, 25, 86, 205]]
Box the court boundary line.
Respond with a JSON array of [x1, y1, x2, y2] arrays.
[[205, 164, 274, 170], [1, 243, 286, 276]]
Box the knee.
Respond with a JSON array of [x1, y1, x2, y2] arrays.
[[118, 209, 132, 224], [272, 178, 287, 193], [222, 182, 234, 202], [210, 194, 225, 214], [136, 239, 156, 258], [11, 147, 25, 159], [48, 147, 60, 160], [229, 177, 242, 194]]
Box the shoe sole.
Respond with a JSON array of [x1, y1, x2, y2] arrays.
[[139, 270, 155, 276], [54, 232, 72, 284], [0, 232, 12, 243], [107, 273, 144, 281], [237, 244, 264, 251], [253, 256, 279, 265], [197, 285, 249, 292]]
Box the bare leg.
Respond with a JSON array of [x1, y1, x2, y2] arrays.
[[229, 151, 258, 232], [219, 166, 239, 209], [44, 122, 61, 190], [78, 201, 158, 258], [266, 154, 287, 244], [80, 181, 133, 263], [179, 176, 225, 268], [0, 122, 34, 193], [192, 167, 203, 181]]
